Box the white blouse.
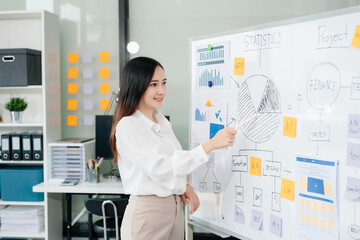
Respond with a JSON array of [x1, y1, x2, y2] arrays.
[[115, 110, 208, 197]]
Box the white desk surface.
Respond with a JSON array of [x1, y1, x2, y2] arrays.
[[33, 178, 124, 194]]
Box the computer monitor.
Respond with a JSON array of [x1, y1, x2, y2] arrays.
[[95, 115, 113, 160], [95, 114, 170, 160]]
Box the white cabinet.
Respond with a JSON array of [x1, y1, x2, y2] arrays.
[[0, 10, 62, 240]]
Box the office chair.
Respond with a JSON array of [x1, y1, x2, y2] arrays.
[[85, 196, 129, 240]]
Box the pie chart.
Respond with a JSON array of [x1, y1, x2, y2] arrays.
[[237, 74, 281, 143]]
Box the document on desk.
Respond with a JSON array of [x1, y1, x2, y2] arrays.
[[295, 156, 338, 240]]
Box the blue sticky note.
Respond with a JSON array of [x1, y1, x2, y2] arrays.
[[209, 123, 224, 139], [307, 177, 324, 195]]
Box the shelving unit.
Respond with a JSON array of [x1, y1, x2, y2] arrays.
[[0, 10, 62, 240]]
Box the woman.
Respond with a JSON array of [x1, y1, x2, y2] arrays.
[[110, 57, 237, 240]]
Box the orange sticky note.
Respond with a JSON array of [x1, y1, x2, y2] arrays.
[[313, 201, 319, 211], [312, 216, 318, 226], [320, 218, 326, 228], [68, 68, 78, 79], [250, 156, 261, 176], [100, 99, 110, 110], [67, 115, 77, 126], [351, 25, 360, 47], [68, 52, 78, 63], [99, 52, 110, 62], [300, 213, 305, 223], [324, 182, 333, 195], [299, 177, 307, 190], [328, 219, 334, 230], [100, 83, 110, 94], [68, 83, 78, 94], [306, 199, 311, 210], [100, 68, 110, 79], [328, 203, 334, 215], [306, 214, 311, 225], [280, 178, 295, 201], [283, 116, 297, 138], [67, 99, 78, 110], [300, 197, 305, 208], [320, 202, 327, 213], [234, 57, 245, 76]]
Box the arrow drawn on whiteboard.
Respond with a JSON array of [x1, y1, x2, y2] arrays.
[[284, 170, 293, 174], [230, 75, 240, 88], [211, 170, 218, 182], [202, 169, 209, 181]]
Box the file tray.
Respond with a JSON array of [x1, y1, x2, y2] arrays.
[[0, 48, 42, 86], [0, 167, 44, 201]]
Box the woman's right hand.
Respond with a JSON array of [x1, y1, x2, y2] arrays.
[[202, 127, 237, 154]]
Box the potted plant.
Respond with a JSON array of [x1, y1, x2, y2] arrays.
[[4, 97, 28, 123]]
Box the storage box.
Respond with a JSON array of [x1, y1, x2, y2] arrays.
[[0, 167, 44, 201], [49, 139, 95, 181], [0, 48, 41, 86]]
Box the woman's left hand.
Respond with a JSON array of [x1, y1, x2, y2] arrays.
[[180, 184, 200, 214]]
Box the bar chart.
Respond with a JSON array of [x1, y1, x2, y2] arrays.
[[199, 69, 224, 87]]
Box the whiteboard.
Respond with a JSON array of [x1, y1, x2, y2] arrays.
[[189, 6, 360, 240]]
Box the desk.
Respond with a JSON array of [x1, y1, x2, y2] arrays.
[[33, 178, 125, 240]]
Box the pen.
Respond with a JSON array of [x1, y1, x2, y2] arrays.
[[97, 157, 104, 167], [234, 114, 256, 130]]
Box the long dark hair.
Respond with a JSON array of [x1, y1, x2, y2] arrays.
[[110, 57, 164, 163]]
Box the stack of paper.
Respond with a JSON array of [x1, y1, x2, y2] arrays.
[[0, 206, 44, 232]]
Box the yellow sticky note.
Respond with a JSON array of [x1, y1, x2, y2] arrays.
[[313, 201, 319, 211], [250, 156, 261, 176], [300, 197, 305, 208], [328, 219, 334, 230], [67, 115, 77, 126], [100, 83, 110, 94], [68, 83, 78, 94], [283, 116, 297, 138], [320, 218, 326, 228], [100, 68, 110, 79], [99, 52, 110, 62], [312, 216, 318, 226], [351, 25, 360, 47], [300, 212, 305, 223], [100, 99, 110, 110], [306, 214, 311, 225], [328, 204, 334, 215], [67, 99, 77, 110], [324, 182, 333, 195], [234, 57, 245, 76], [68, 52, 78, 63], [68, 68, 78, 79], [299, 177, 307, 190], [320, 202, 327, 213], [306, 199, 311, 210], [280, 178, 295, 201]]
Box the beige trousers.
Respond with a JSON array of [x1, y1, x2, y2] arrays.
[[121, 195, 184, 240]]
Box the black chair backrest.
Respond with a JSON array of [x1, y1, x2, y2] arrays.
[[85, 197, 129, 217]]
